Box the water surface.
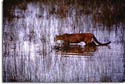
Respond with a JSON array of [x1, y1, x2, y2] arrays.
[[3, 1, 125, 82]]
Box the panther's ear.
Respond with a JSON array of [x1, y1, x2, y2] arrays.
[[54, 36, 57, 42], [55, 34, 59, 36]]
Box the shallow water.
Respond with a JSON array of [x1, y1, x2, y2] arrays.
[[3, 2, 125, 82]]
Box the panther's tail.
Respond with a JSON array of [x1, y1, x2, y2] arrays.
[[93, 35, 111, 45]]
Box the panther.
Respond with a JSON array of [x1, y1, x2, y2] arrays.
[[54, 33, 111, 46]]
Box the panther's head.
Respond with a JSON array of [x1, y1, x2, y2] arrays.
[[54, 35, 63, 42]]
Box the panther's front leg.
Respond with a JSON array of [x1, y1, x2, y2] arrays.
[[62, 41, 70, 50], [63, 41, 69, 46]]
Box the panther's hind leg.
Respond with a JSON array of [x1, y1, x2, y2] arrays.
[[85, 37, 93, 45]]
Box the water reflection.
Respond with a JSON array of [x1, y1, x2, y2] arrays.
[[3, 0, 125, 82], [54, 42, 97, 56]]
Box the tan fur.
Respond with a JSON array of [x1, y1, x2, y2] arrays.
[[54, 33, 111, 45]]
